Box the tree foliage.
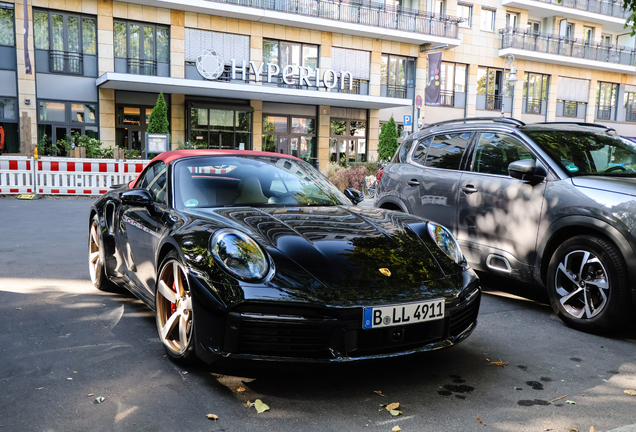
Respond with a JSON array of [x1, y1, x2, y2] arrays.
[[378, 116, 399, 161], [147, 93, 170, 135]]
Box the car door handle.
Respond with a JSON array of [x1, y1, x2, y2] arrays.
[[461, 185, 479, 194], [407, 179, 420, 187]]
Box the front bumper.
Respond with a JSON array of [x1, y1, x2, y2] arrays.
[[193, 279, 481, 364]]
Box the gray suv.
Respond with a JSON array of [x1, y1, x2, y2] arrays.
[[375, 117, 636, 332]]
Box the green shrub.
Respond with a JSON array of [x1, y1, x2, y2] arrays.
[[378, 115, 399, 161], [325, 162, 371, 192]]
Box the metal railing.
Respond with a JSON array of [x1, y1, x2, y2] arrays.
[[526, 98, 542, 114], [626, 109, 636, 121], [50, 50, 83, 75], [440, 89, 455, 106], [526, 0, 630, 19], [563, 100, 579, 117], [127, 58, 157, 76], [485, 94, 503, 110], [387, 84, 408, 98], [205, 0, 461, 38], [500, 27, 636, 66], [597, 104, 613, 120]]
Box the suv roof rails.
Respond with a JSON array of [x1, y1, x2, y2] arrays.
[[536, 122, 616, 132], [427, 117, 526, 128]]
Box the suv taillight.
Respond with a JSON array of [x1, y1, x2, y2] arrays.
[[376, 170, 384, 182]]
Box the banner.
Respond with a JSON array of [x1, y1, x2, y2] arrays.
[[23, 0, 32, 74], [425, 52, 442, 106]]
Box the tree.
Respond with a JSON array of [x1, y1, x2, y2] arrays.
[[147, 93, 169, 135], [377, 115, 399, 162]]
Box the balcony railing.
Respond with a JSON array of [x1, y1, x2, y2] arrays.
[[440, 89, 455, 106], [597, 103, 613, 119], [626, 109, 636, 121], [50, 50, 83, 75], [500, 27, 636, 66], [204, 0, 461, 38], [524, 0, 630, 19], [485, 94, 503, 110], [526, 98, 542, 114], [563, 100, 578, 117], [386, 84, 408, 98], [127, 58, 157, 76]]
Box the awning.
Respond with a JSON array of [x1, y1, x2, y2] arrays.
[[96, 73, 413, 110]]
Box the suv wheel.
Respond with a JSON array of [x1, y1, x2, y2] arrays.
[[547, 235, 633, 332]]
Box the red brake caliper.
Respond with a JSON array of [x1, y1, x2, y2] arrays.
[[171, 279, 178, 315]]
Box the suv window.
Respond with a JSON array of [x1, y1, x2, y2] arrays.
[[397, 140, 413, 163], [472, 133, 535, 175], [412, 133, 471, 170]]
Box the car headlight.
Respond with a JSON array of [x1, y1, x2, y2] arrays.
[[210, 229, 271, 281], [427, 222, 465, 265]]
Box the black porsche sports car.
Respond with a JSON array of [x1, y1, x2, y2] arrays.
[[88, 150, 481, 363]]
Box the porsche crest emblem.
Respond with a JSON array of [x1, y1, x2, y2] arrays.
[[379, 268, 391, 277]]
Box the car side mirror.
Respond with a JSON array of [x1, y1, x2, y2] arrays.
[[508, 159, 546, 184], [121, 189, 153, 206], [344, 188, 364, 205]]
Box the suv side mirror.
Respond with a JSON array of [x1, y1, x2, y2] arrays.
[[508, 159, 547, 184], [121, 189, 153, 206], [344, 188, 364, 205]]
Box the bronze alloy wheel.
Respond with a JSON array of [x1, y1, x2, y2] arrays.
[[88, 218, 101, 284], [155, 253, 195, 360]]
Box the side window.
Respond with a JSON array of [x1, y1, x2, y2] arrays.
[[137, 162, 164, 189], [413, 133, 471, 170], [472, 133, 535, 175], [397, 140, 413, 163], [138, 161, 167, 203], [411, 136, 432, 165]]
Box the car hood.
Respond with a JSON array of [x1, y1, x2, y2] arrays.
[[572, 176, 636, 197], [192, 206, 450, 292]]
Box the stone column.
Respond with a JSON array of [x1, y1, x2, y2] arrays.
[[586, 79, 598, 123], [171, 94, 185, 148], [15, 0, 38, 152], [318, 105, 330, 172], [98, 88, 115, 149], [251, 100, 262, 151], [465, 64, 479, 118], [369, 40, 382, 97], [170, 10, 185, 78], [546, 75, 558, 122], [368, 109, 380, 162]]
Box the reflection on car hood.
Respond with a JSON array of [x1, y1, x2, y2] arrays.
[[572, 176, 636, 197], [197, 206, 448, 291]]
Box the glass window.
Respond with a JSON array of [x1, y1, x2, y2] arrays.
[[263, 39, 318, 73], [350, 121, 365, 137], [156, 27, 169, 62], [458, 5, 472, 28], [397, 140, 413, 163], [130, 24, 140, 59], [67, 16, 80, 53], [291, 117, 314, 134], [51, 14, 64, 51], [455, 64, 466, 93], [146, 164, 167, 204], [419, 133, 470, 170], [411, 137, 433, 165], [39, 101, 66, 122], [34, 11, 49, 49], [505, 12, 518, 29], [0, 5, 15, 47], [263, 116, 287, 133], [381, 54, 416, 98], [114, 21, 126, 57], [123, 107, 141, 125], [330, 120, 347, 136], [209, 109, 234, 130], [481, 9, 495, 32], [71, 103, 96, 123], [472, 133, 535, 175], [82, 17, 96, 55], [263, 40, 278, 64], [138, 161, 165, 189], [0, 98, 16, 120], [625, 92, 636, 121], [527, 20, 541, 35]]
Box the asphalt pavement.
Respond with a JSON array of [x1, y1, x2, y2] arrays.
[[1, 196, 636, 432]]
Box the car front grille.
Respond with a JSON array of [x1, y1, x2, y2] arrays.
[[449, 295, 480, 337]]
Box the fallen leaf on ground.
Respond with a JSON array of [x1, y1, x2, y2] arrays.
[[95, 396, 105, 403], [16, 308, 21, 310], [569, 429, 579, 432], [389, 410, 402, 416], [392, 426, 402, 432], [87, 394, 94, 397], [36, 387, 44, 390], [374, 390, 385, 397], [236, 387, 246, 392], [490, 360, 509, 367], [477, 418, 482, 423], [385, 402, 400, 411], [624, 389, 636, 396], [244, 400, 252, 407], [206, 414, 219, 421], [565, 400, 576, 404], [590, 427, 595, 432], [67, 378, 73, 380], [254, 399, 270, 413]]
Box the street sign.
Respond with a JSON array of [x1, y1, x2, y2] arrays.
[[403, 115, 412, 126], [415, 95, 423, 108]]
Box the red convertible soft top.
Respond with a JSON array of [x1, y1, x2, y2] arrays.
[[128, 149, 299, 189]]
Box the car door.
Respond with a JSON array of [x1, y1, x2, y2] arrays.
[[456, 131, 548, 281], [120, 161, 170, 298], [405, 132, 472, 235]]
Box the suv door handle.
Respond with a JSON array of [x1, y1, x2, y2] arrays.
[[407, 179, 420, 187], [461, 185, 479, 194]]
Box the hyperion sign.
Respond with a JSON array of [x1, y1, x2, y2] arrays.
[[195, 49, 354, 91]]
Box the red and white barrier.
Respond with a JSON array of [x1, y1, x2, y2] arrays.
[[0, 156, 149, 196]]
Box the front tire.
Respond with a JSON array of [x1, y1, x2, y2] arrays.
[[155, 251, 197, 363], [547, 235, 634, 332], [88, 215, 117, 291]]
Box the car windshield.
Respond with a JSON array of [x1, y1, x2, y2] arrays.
[[525, 129, 636, 177], [173, 155, 349, 209]]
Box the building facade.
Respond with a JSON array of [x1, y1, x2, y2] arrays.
[[0, 0, 635, 167]]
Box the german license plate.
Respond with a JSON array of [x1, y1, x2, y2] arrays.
[[362, 299, 445, 329]]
